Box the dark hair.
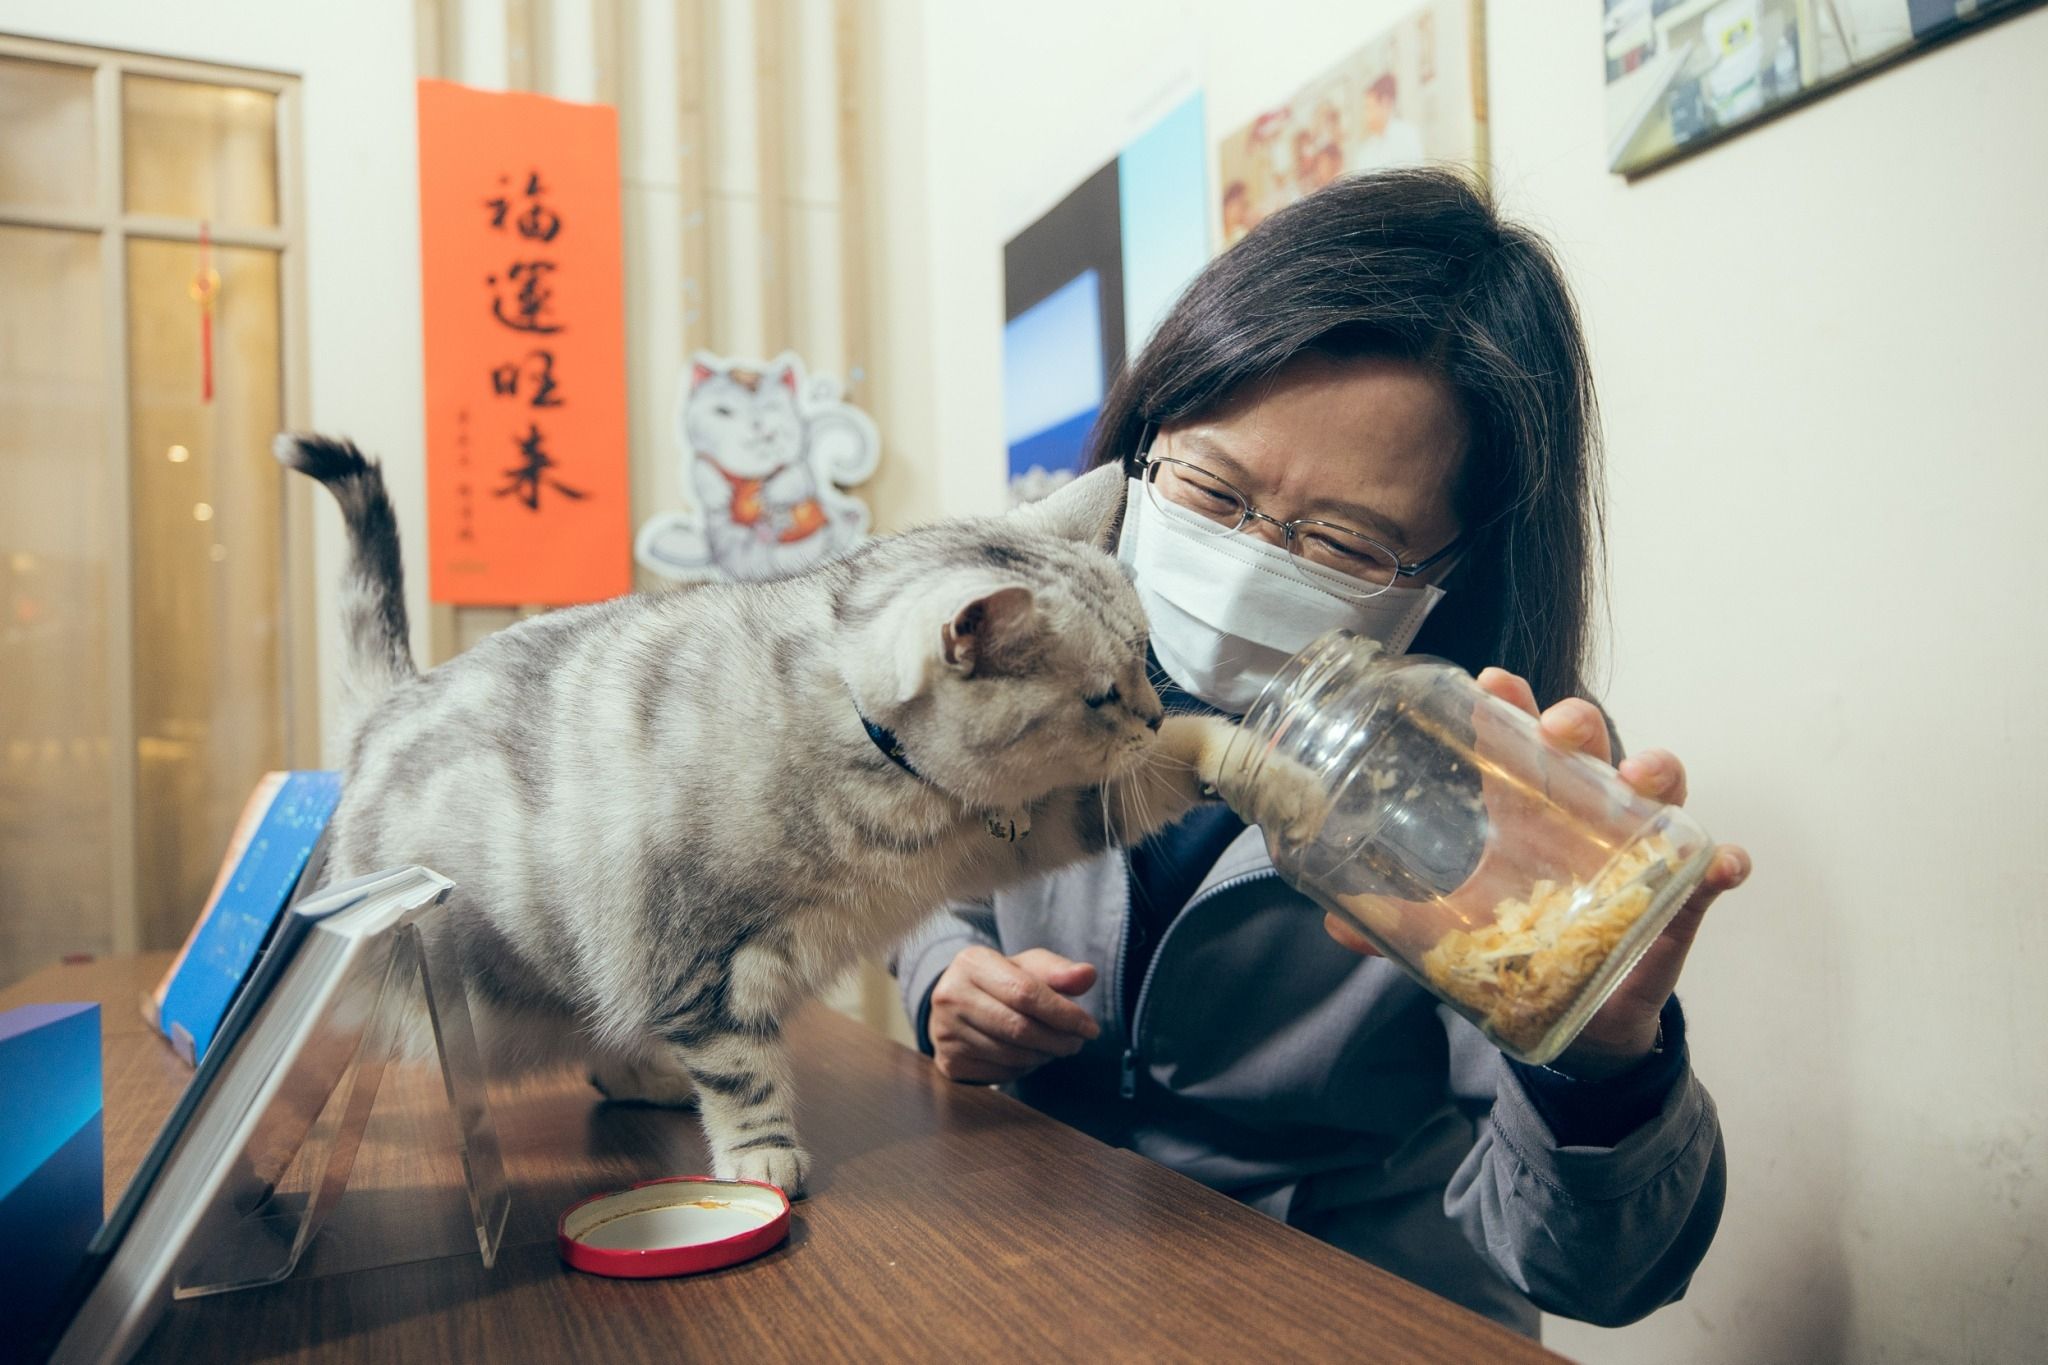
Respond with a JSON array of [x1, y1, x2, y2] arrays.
[[1084, 167, 1604, 706]]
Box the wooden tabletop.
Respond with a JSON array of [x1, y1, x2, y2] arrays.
[[6, 954, 1561, 1364]]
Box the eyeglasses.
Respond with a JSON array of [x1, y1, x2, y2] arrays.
[[1139, 443, 1461, 597]]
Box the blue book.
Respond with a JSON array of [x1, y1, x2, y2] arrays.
[[0, 1002, 103, 1343], [151, 771, 344, 1065]]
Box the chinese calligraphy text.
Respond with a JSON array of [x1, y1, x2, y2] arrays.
[[418, 79, 630, 606]]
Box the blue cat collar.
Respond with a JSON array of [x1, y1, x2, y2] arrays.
[[858, 712, 923, 781]]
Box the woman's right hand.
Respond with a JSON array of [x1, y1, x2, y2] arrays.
[[927, 946, 1102, 1083]]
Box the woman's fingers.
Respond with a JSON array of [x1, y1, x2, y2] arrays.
[[1548, 757, 1743, 1070], [928, 987, 1064, 1083], [1321, 912, 1383, 957], [1538, 696, 1612, 765], [928, 946, 1104, 1084], [961, 946, 1100, 1040], [1618, 748, 1688, 806], [1477, 666, 1616, 766], [1704, 844, 1750, 895], [933, 1016, 1048, 1082], [1011, 948, 1100, 999], [1475, 666, 1539, 715], [951, 985, 1090, 1058]]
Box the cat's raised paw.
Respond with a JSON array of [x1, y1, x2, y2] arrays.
[[1250, 751, 1326, 844]]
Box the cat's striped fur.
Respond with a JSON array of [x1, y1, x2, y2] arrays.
[[279, 435, 1234, 1194]]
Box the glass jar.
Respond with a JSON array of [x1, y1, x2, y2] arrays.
[[1212, 630, 1716, 1066]]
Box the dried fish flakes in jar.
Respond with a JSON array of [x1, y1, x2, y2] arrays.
[[1422, 837, 1682, 1055], [1214, 630, 1718, 1066]]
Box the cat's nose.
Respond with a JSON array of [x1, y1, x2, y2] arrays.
[[1130, 675, 1165, 732]]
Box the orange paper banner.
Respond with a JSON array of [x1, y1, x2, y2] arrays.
[[417, 79, 631, 605]]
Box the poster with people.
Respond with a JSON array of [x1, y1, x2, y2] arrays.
[[1215, 1, 1486, 247]]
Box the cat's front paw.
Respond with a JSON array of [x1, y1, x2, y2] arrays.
[[719, 1141, 812, 1198], [1249, 751, 1327, 844], [1159, 714, 1240, 796], [589, 1053, 700, 1109]]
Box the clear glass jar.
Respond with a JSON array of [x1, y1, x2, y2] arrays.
[[1213, 630, 1716, 1066]]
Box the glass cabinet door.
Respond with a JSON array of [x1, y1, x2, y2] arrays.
[[0, 45, 302, 981], [0, 223, 115, 972], [126, 236, 288, 949]]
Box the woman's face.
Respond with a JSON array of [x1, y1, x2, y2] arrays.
[[1154, 353, 1467, 574]]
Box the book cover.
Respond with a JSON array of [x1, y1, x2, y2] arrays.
[[152, 771, 344, 1065]]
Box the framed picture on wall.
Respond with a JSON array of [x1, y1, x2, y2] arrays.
[[1002, 94, 1209, 505], [1215, 0, 1488, 249], [1605, 0, 2047, 176]]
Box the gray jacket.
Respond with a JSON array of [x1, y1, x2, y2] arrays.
[[892, 822, 1726, 1335]]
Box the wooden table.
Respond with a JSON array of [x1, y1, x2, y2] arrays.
[[6, 954, 1561, 1363]]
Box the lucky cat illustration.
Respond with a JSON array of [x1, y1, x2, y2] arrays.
[[636, 351, 880, 583]]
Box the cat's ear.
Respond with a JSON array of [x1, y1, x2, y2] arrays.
[[768, 352, 802, 396], [892, 584, 1035, 701], [1009, 462, 1127, 546], [690, 352, 719, 387], [941, 585, 1034, 677]]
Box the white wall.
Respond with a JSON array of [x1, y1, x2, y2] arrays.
[[898, 2, 2048, 1361], [1497, 8, 2048, 1363], [0, 0, 429, 760]]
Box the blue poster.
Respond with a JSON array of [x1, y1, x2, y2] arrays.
[[1003, 93, 1210, 504]]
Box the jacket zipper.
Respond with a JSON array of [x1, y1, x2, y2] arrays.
[[1117, 868, 1279, 1100], [1109, 877, 1136, 1095]]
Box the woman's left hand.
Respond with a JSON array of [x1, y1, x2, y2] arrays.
[[1320, 666, 1751, 1081]]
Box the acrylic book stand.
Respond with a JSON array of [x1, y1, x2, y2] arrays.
[[171, 896, 510, 1298]]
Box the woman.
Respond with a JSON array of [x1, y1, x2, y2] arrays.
[[892, 168, 1749, 1335]]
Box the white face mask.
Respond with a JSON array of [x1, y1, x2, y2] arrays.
[[1116, 479, 1445, 713]]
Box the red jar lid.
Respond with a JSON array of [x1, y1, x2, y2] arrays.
[[558, 1175, 792, 1278]]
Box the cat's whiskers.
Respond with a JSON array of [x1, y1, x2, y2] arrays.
[[1131, 749, 1181, 830], [1123, 773, 1145, 845]]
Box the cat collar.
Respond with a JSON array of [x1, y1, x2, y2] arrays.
[[859, 711, 925, 781], [857, 705, 1029, 842]]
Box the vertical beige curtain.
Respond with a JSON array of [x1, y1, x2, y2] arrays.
[[412, 0, 912, 1042], [416, 0, 885, 633]]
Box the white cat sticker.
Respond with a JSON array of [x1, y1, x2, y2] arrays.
[[635, 351, 880, 583]]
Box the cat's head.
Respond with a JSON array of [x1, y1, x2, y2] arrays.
[[681, 351, 804, 475], [847, 465, 1172, 810]]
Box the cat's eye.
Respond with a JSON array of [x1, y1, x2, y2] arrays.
[[1084, 685, 1121, 709], [715, 403, 735, 417]]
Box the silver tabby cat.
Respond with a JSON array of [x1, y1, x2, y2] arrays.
[[278, 434, 1235, 1194]]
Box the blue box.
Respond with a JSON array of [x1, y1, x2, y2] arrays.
[[0, 1002, 104, 1335]]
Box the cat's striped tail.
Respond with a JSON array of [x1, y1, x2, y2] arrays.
[[274, 433, 417, 733]]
